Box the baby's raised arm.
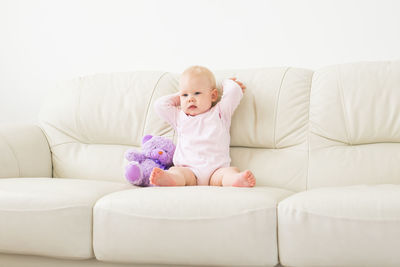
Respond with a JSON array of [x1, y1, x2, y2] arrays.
[[218, 78, 244, 121], [229, 77, 246, 93], [154, 93, 180, 129]]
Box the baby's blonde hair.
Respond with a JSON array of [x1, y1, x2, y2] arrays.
[[181, 65, 216, 89]]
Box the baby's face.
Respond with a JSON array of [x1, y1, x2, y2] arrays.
[[179, 74, 218, 116]]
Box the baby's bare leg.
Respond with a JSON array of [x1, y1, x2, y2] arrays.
[[210, 167, 256, 187], [150, 167, 197, 186]]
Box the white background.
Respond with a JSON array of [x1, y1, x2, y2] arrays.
[[1, 0, 399, 123]]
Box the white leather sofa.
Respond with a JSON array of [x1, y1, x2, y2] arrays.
[[1, 60, 399, 267]]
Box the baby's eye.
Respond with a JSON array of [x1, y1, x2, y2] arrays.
[[182, 94, 188, 97], [195, 92, 201, 95]]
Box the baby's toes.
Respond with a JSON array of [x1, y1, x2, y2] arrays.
[[245, 171, 256, 186]]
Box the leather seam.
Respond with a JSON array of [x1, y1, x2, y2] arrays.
[[96, 206, 275, 221], [281, 208, 400, 222], [76, 78, 87, 143], [306, 72, 314, 191], [273, 67, 290, 149], [142, 72, 169, 138], [0, 205, 93, 212], [40, 121, 81, 147], [337, 67, 352, 145], [0, 132, 21, 177]]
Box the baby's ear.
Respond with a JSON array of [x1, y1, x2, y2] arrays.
[[211, 88, 218, 102]]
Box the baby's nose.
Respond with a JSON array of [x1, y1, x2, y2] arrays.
[[158, 151, 163, 155]]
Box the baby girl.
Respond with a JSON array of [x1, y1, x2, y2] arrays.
[[150, 65, 256, 187]]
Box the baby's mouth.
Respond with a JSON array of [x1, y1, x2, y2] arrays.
[[188, 105, 197, 109]]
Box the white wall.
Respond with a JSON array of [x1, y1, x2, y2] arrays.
[[1, 0, 399, 123]]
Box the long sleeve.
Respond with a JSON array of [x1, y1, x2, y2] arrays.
[[218, 79, 244, 122], [154, 92, 180, 129]]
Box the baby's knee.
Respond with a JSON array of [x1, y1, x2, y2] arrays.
[[168, 167, 179, 172], [169, 166, 189, 174], [219, 166, 239, 174], [169, 167, 195, 177], [228, 166, 240, 172]]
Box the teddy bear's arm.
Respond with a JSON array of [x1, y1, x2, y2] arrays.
[[124, 149, 146, 163]]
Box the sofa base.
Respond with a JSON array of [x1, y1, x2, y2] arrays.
[[0, 253, 185, 267], [0, 253, 281, 267]]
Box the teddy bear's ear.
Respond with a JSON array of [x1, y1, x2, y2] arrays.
[[142, 134, 153, 144]]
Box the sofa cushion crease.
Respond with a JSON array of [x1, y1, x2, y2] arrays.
[[93, 206, 275, 221]]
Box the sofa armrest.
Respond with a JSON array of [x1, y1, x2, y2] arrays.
[[0, 123, 52, 178]]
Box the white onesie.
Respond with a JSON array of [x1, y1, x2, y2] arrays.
[[154, 79, 243, 185]]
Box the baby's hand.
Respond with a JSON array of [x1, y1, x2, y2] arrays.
[[229, 77, 246, 93], [173, 92, 181, 106]]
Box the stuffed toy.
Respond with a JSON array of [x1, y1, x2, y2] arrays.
[[124, 135, 175, 186]]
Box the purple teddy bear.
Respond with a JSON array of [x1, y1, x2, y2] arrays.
[[124, 135, 175, 186]]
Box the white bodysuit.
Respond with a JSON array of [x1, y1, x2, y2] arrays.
[[154, 79, 243, 185]]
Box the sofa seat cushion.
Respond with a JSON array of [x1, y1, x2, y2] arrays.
[[0, 178, 131, 259], [93, 186, 292, 266], [278, 184, 400, 267]]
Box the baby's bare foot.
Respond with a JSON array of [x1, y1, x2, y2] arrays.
[[232, 170, 256, 187], [149, 168, 177, 186]]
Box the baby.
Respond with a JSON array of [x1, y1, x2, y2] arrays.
[[150, 66, 256, 187]]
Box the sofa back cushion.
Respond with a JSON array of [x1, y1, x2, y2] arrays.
[[39, 67, 313, 191], [308, 61, 400, 188], [39, 72, 166, 181], [215, 68, 312, 191]]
